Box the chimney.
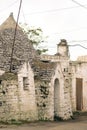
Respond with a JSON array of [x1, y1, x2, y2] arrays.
[[57, 39, 69, 57]]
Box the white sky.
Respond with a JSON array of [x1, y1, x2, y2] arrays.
[[0, 0, 87, 60]]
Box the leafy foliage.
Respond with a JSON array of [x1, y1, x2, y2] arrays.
[[20, 23, 48, 54]]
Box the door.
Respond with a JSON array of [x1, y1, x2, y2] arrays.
[[76, 78, 83, 110], [54, 78, 60, 117]]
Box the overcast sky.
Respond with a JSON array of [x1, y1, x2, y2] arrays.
[[0, 0, 87, 60]]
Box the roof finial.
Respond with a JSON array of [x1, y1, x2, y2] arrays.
[[10, 12, 13, 17]]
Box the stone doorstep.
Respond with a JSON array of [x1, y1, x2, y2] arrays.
[[72, 111, 87, 121]]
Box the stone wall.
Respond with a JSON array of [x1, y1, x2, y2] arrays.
[[0, 62, 38, 121], [0, 73, 19, 121], [18, 62, 38, 121], [63, 75, 72, 119], [70, 61, 87, 111], [33, 60, 55, 120], [40, 54, 69, 62], [34, 61, 72, 120], [50, 64, 65, 119], [0, 70, 4, 75], [50, 63, 72, 120], [35, 80, 52, 120]]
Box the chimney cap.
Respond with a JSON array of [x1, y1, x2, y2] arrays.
[[58, 39, 67, 46], [60, 39, 67, 43]]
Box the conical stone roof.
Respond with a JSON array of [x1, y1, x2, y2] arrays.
[[0, 13, 39, 72], [0, 13, 21, 30]]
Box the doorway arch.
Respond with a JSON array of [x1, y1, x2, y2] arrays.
[[54, 78, 60, 118]]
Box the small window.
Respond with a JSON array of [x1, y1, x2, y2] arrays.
[[0, 80, 2, 85], [23, 77, 29, 90], [64, 68, 68, 72]]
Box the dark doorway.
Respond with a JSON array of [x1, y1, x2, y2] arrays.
[[54, 78, 60, 118], [76, 78, 83, 110]]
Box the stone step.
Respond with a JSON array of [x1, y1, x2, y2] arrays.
[[72, 111, 87, 121]]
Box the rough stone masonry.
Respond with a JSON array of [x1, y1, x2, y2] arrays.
[[0, 13, 87, 122]]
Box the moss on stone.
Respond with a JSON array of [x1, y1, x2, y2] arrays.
[[0, 72, 17, 81]]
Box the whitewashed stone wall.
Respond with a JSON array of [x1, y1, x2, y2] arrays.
[[34, 61, 72, 120], [0, 80, 19, 121], [51, 63, 72, 120], [18, 62, 38, 120], [0, 59, 73, 121], [40, 54, 69, 62], [50, 63, 65, 119], [0, 62, 38, 121], [0, 70, 4, 75], [71, 62, 87, 111]]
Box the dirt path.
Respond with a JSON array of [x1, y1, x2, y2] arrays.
[[0, 113, 87, 130], [0, 120, 87, 130]]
